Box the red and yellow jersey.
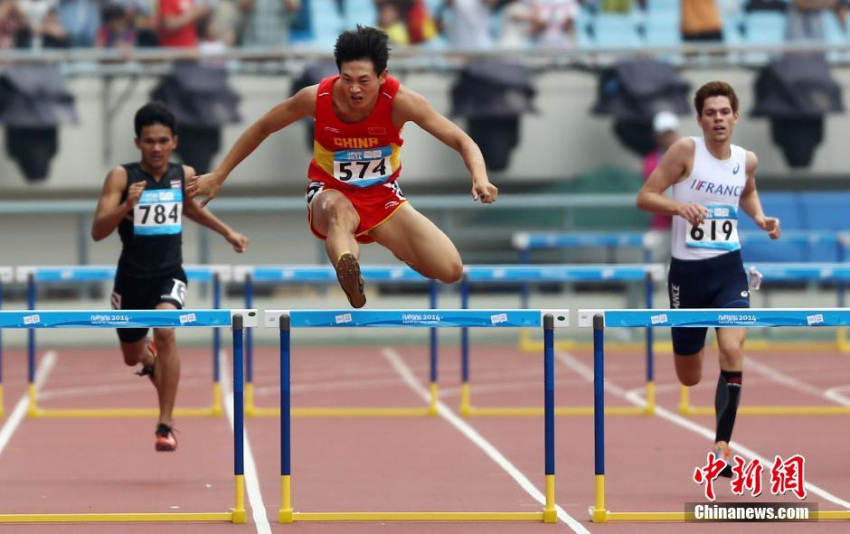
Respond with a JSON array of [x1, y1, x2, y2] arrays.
[[307, 75, 404, 189]]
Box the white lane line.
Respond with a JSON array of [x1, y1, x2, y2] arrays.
[[38, 378, 208, 400], [0, 351, 58, 457], [383, 348, 590, 534], [825, 385, 850, 405], [746, 357, 850, 406], [557, 351, 850, 510], [220, 350, 271, 534]]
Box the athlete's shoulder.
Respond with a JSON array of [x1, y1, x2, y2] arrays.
[[668, 136, 697, 160], [744, 149, 758, 174]]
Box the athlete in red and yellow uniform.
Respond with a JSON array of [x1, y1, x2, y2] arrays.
[[306, 74, 406, 243], [188, 26, 498, 308]]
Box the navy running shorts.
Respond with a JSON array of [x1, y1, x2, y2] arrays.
[[667, 250, 749, 356]]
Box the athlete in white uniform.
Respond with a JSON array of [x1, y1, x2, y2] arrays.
[[637, 81, 781, 475]]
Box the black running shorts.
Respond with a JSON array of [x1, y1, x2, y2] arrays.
[[111, 267, 188, 343]]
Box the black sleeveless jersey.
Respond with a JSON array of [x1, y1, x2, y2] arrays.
[[117, 163, 185, 277]]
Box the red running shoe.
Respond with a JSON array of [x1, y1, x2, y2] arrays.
[[155, 423, 178, 452]]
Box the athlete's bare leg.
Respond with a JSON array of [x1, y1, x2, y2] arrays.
[[310, 189, 361, 263], [151, 301, 180, 427], [120, 338, 154, 368], [674, 348, 705, 387], [368, 203, 463, 283], [716, 327, 746, 372]]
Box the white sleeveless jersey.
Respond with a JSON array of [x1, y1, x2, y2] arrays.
[[670, 137, 748, 260]]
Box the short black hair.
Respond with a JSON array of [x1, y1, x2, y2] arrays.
[[134, 101, 177, 138], [334, 25, 390, 75]]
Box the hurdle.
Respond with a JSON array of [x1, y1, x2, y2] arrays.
[[459, 264, 663, 417], [0, 308, 255, 524], [234, 265, 440, 417], [0, 266, 12, 418], [14, 265, 231, 418], [678, 263, 850, 416], [579, 308, 850, 522], [267, 308, 567, 524]]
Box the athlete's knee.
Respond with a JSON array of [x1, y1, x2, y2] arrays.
[[153, 328, 176, 349], [718, 343, 743, 366], [121, 346, 143, 366], [320, 194, 357, 224], [677, 367, 701, 387], [436, 259, 463, 284]]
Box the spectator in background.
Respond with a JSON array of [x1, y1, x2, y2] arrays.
[[681, 0, 723, 42], [210, 0, 250, 46], [401, 0, 438, 44], [439, 0, 493, 49], [377, 0, 410, 44], [0, 0, 27, 49], [113, 0, 158, 46], [19, 0, 68, 48], [157, 0, 210, 47], [643, 110, 680, 231], [529, 0, 578, 47], [786, 0, 837, 41], [97, 3, 135, 48], [57, 0, 99, 47], [197, 12, 227, 55], [241, 0, 299, 48], [497, 0, 534, 48]]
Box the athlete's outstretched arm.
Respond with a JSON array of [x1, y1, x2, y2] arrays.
[[739, 151, 780, 239], [636, 137, 707, 226], [91, 166, 138, 241], [186, 86, 318, 207], [182, 166, 249, 252], [393, 85, 498, 203]]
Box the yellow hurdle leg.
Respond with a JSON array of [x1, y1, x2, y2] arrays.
[[543, 474, 557, 523], [27, 384, 38, 417], [428, 383, 438, 416], [280, 475, 293, 523], [678, 385, 692, 415], [644, 381, 656, 415], [245, 383, 255, 417], [211, 382, 223, 416], [232, 475, 246, 523], [460, 383, 471, 416], [590, 474, 608, 522]]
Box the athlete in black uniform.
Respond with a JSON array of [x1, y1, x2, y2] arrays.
[[91, 102, 249, 451]]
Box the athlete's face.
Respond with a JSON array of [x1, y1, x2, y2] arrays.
[[338, 60, 387, 109], [697, 96, 738, 143], [135, 123, 177, 171]]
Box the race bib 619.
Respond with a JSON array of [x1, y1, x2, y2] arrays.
[[685, 204, 740, 251]]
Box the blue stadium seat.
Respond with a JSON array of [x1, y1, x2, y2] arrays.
[[644, 9, 681, 47], [310, 0, 345, 48], [739, 192, 806, 263], [823, 10, 847, 61], [344, 0, 378, 29], [800, 192, 850, 261], [646, 0, 679, 14], [591, 13, 643, 49]]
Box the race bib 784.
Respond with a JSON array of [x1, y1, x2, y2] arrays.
[[134, 190, 182, 236]]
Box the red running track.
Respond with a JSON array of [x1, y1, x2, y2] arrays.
[[0, 338, 849, 533]]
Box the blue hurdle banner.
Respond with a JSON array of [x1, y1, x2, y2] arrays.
[[270, 309, 563, 524], [264, 309, 569, 329], [0, 309, 257, 329], [464, 264, 665, 283], [578, 308, 850, 328], [580, 307, 850, 523], [0, 308, 255, 524], [512, 231, 662, 251], [15, 264, 232, 283], [12, 265, 232, 419], [748, 262, 850, 282], [234, 265, 439, 418], [460, 265, 661, 417]]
